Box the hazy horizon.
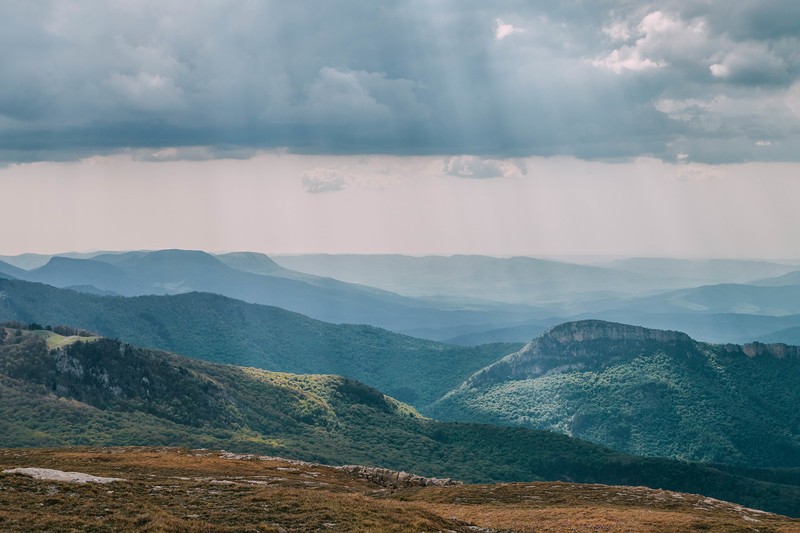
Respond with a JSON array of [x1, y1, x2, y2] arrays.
[[3, 248, 800, 268]]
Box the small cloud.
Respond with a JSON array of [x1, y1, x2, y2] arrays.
[[495, 18, 523, 40], [147, 147, 180, 160], [676, 152, 689, 161], [654, 97, 715, 121], [591, 47, 666, 74], [301, 168, 348, 193], [755, 140, 773, 146], [709, 63, 730, 78], [446, 156, 503, 178], [707, 45, 789, 85], [602, 21, 632, 42], [444, 156, 526, 179]]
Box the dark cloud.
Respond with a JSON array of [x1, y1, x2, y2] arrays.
[[1, 0, 799, 163], [681, 0, 800, 41]]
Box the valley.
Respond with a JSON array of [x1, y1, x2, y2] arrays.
[[3, 325, 800, 519]]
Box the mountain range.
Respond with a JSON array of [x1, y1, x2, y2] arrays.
[[273, 254, 800, 343], [3, 269, 800, 473], [3, 325, 800, 517], [274, 254, 800, 303], [0, 277, 518, 407], [4, 250, 800, 345], [0, 250, 543, 336]]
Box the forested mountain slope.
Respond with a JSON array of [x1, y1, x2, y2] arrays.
[[0, 277, 518, 407], [431, 320, 800, 468]]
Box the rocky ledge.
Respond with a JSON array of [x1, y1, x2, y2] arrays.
[[218, 451, 461, 488], [337, 465, 461, 488], [543, 320, 692, 345], [462, 320, 695, 388]]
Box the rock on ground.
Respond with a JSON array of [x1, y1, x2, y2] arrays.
[[2, 467, 125, 484]]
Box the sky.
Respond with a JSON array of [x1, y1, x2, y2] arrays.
[[1, 1, 799, 258]]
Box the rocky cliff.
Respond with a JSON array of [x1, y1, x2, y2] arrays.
[[544, 320, 692, 344], [463, 320, 697, 388], [727, 341, 800, 359]]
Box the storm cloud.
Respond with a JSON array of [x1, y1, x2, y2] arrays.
[[2, 0, 799, 163]]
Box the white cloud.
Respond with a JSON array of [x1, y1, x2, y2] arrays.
[[444, 156, 526, 179], [638, 11, 684, 35], [592, 48, 666, 73], [654, 97, 715, 121], [495, 18, 523, 40], [592, 11, 705, 74], [602, 21, 633, 42], [301, 168, 349, 193], [709, 63, 730, 78], [708, 43, 788, 82], [755, 140, 773, 147]]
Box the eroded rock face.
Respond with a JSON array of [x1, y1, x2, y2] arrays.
[[544, 320, 691, 345], [463, 320, 696, 388], [336, 465, 461, 488], [460, 320, 800, 390], [51, 347, 84, 378], [728, 342, 800, 359]]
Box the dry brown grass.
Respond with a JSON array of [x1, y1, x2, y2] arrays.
[[1, 447, 798, 532], [397, 482, 800, 532]]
